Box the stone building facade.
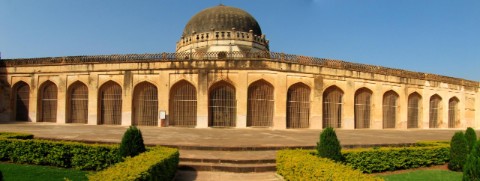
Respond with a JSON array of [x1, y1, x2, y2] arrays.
[[0, 5, 478, 129]]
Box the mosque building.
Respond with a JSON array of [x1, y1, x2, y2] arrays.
[[0, 5, 478, 129]]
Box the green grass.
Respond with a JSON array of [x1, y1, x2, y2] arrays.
[[0, 162, 89, 181], [381, 170, 463, 181]]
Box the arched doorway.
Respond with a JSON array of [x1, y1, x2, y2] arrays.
[[383, 91, 399, 129], [323, 86, 343, 128], [209, 81, 236, 127], [407, 93, 421, 128], [354, 88, 372, 129], [13, 82, 29, 121], [247, 80, 274, 127], [67, 82, 88, 124], [38, 81, 57, 122], [98, 81, 122, 125], [287, 83, 310, 128], [132, 82, 158, 126], [429, 95, 442, 128], [448, 97, 459, 128], [169, 81, 197, 127]]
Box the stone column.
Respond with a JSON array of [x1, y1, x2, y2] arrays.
[[158, 71, 169, 127], [343, 80, 355, 130], [56, 75, 67, 124], [87, 73, 98, 125], [273, 74, 287, 129], [236, 71, 248, 128], [196, 70, 209, 128], [310, 75, 323, 129]]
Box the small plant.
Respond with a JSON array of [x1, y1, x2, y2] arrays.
[[449, 131, 468, 171], [317, 127, 343, 162], [463, 140, 480, 181], [465, 127, 477, 153], [118, 126, 146, 158]]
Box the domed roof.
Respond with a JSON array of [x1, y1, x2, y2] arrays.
[[182, 5, 262, 37]]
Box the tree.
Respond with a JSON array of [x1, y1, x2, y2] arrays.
[[463, 140, 480, 181], [449, 131, 468, 171], [317, 127, 343, 162], [118, 126, 146, 158], [465, 127, 477, 154]]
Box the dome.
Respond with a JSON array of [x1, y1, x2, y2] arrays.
[[182, 5, 262, 37]]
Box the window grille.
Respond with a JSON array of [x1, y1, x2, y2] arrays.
[[170, 81, 197, 127], [67, 82, 88, 124], [14, 82, 29, 121], [407, 93, 421, 128], [429, 95, 442, 128], [209, 82, 236, 127], [448, 98, 459, 128], [383, 91, 398, 128], [133, 82, 158, 126], [99, 81, 122, 125], [323, 86, 342, 128], [247, 80, 274, 127], [38, 81, 57, 122], [286, 83, 310, 128], [354, 89, 371, 129]]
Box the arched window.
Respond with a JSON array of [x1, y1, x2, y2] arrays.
[[13, 82, 29, 121], [429, 95, 442, 128], [170, 81, 197, 127], [407, 93, 421, 128], [323, 86, 343, 128], [448, 97, 459, 128], [209, 81, 236, 127], [287, 83, 310, 128], [247, 80, 274, 127], [67, 82, 88, 124], [383, 91, 399, 128], [132, 82, 158, 126], [354, 88, 372, 129], [98, 81, 122, 125], [38, 81, 57, 122]]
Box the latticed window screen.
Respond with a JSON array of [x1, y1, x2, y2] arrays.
[[209, 82, 236, 127], [287, 83, 310, 128], [448, 98, 459, 128], [323, 87, 342, 128], [38, 81, 57, 123], [354, 89, 371, 129], [383, 91, 398, 128], [67, 82, 88, 124], [133, 82, 158, 126], [429, 95, 442, 128], [99, 82, 122, 125], [170, 81, 197, 127], [14, 82, 29, 121], [407, 93, 421, 128], [247, 80, 274, 127]]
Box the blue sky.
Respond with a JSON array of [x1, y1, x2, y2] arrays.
[[1, 0, 479, 81]]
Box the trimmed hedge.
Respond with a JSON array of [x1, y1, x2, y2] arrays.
[[89, 146, 179, 181], [0, 132, 34, 140], [449, 131, 468, 171], [317, 127, 343, 161], [277, 149, 382, 181], [119, 126, 146, 158], [0, 134, 120, 171], [343, 141, 450, 173]]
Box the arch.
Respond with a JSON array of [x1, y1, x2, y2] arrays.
[[132, 82, 158, 126], [407, 92, 422, 128], [448, 97, 460, 128], [12, 81, 30, 121], [429, 94, 442, 128], [67, 81, 88, 124], [208, 81, 236, 127], [383, 90, 399, 128], [287, 83, 310, 128], [247, 79, 274, 127], [37, 81, 57, 122], [169, 80, 197, 127], [323, 86, 343, 128], [354, 88, 372, 129], [98, 81, 122, 125]]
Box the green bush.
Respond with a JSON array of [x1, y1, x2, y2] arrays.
[[449, 131, 468, 171], [0, 169, 3, 181], [0, 135, 120, 171], [0, 132, 34, 139], [317, 127, 343, 161], [343, 142, 450, 173], [89, 146, 179, 181], [277, 149, 382, 181], [119, 126, 146, 158], [463, 140, 480, 181], [465, 127, 477, 154]]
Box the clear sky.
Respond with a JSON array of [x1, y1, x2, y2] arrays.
[[1, 0, 479, 81]]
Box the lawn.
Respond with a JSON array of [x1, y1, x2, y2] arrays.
[[381, 170, 463, 181], [0, 162, 89, 181]]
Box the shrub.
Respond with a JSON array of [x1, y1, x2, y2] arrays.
[[0, 169, 3, 181], [463, 140, 480, 181], [449, 131, 468, 171], [465, 127, 477, 153], [343, 141, 450, 173], [0, 132, 33, 139], [89, 146, 179, 181], [277, 149, 382, 181], [317, 127, 343, 161], [119, 126, 146, 158]]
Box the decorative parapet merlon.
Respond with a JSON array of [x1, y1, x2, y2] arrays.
[[0, 51, 478, 88]]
